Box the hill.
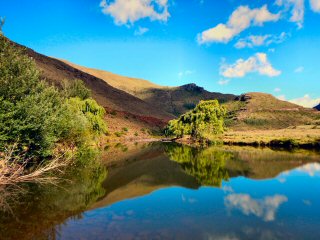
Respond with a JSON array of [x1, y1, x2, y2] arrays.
[[60, 61, 236, 116], [224, 92, 320, 130], [8, 38, 174, 123]]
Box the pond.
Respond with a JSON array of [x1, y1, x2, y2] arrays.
[[1, 143, 320, 240]]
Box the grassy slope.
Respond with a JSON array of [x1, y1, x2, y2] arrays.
[[224, 92, 320, 130], [61, 60, 236, 116], [221, 93, 320, 147]]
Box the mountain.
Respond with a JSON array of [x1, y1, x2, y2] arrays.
[[224, 92, 320, 130], [8, 38, 173, 122], [8, 37, 319, 133], [60, 60, 236, 116], [314, 104, 320, 111]]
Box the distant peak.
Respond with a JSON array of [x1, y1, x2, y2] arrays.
[[180, 83, 204, 92]]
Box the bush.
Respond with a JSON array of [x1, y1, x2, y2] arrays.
[[0, 34, 107, 158], [165, 100, 226, 139]]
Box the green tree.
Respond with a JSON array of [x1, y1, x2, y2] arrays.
[[0, 34, 107, 157], [165, 100, 227, 139]]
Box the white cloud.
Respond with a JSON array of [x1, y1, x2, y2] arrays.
[[235, 32, 288, 49], [296, 163, 320, 176], [289, 94, 320, 108], [276, 0, 305, 29], [310, 0, 320, 12], [178, 70, 195, 78], [274, 88, 281, 92], [218, 79, 230, 85], [294, 66, 304, 73], [134, 26, 149, 35], [220, 53, 281, 78], [198, 5, 280, 44], [225, 194, 288, 222], [100, 0, 170, 25]]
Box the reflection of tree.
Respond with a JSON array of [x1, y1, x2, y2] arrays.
[[0, 159, 107, 240], [165, 144, 232, 187]]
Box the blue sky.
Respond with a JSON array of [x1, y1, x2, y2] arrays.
[[1, 0, 320, 107]]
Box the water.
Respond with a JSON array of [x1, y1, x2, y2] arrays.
[[1, 143, 320, 240]]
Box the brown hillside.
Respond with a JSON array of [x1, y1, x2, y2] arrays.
[[60, 61, 236, 116], [224, 92, 320, 130], [9, 38, 173, 121]]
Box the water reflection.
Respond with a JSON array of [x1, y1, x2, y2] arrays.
[[0, 161, 107, 240], [0, 143, 319, 240], [165, 144, 230, 187]]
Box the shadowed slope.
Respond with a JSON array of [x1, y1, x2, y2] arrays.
[[60, 61, 236, 116], [8, 38, 173, 121]]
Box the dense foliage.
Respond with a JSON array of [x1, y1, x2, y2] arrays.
[[0, 34, 107, 158], [165, 100, 226, 139], [165, 144, 230, 187]]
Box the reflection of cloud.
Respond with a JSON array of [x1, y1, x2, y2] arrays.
[[222, 185, 234, 193], [296, 163, 320, 177], [302, 199, 312, 206], [181, 194, 197, 204], [225, 194, 288, 221], [278, 177, 286, 183]]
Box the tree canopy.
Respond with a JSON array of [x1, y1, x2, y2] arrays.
[[0, 34, 107, 158], [165, 100, 226, 139]]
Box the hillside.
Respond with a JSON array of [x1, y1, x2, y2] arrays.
[[8, 38, 173, 122], [224, 92, 320, 130], [61, 61, 236, 116]]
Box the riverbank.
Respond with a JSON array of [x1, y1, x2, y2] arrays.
[[170, 127, 320, 150], [221, 128, 320, 150]]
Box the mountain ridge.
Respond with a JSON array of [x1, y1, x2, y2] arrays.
[[59, 60, 237, 116]]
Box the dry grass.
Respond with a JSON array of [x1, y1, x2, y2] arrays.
[[221, 127, 320, 146], [224, 92, 320, 131], [0, 145, 70, 187]]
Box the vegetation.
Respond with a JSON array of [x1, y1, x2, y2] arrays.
[[165, 143, 230, 187], [165, 100, 226, 139], [0, 31, 107, 185]]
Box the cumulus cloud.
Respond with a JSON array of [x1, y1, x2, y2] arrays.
[[198, 5, 280, 44], [310, 0, 320, 12], [225, 194, 288, 221], [289, 94, 320, 108], [235, 32, 288, 49], [276, 0, 305, 29], [220, 53, 281, 78], [134, 26, 149, 35], [100, 0, 170, 25]]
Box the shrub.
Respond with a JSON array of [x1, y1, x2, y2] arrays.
[[0, 34, 107, 158], [165, 100, 226, 139]]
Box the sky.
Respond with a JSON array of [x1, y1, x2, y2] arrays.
[[1, 0, 320, 107]]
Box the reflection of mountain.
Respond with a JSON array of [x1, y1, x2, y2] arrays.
[[93, 144, 320, 211], [92, 144, 199, 209], [223, 146, 320, 179]]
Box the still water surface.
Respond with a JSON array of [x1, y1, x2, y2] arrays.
[[1, 143, 320, 240]]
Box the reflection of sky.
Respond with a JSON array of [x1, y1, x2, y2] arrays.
[[58, 163, 320, 240]]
